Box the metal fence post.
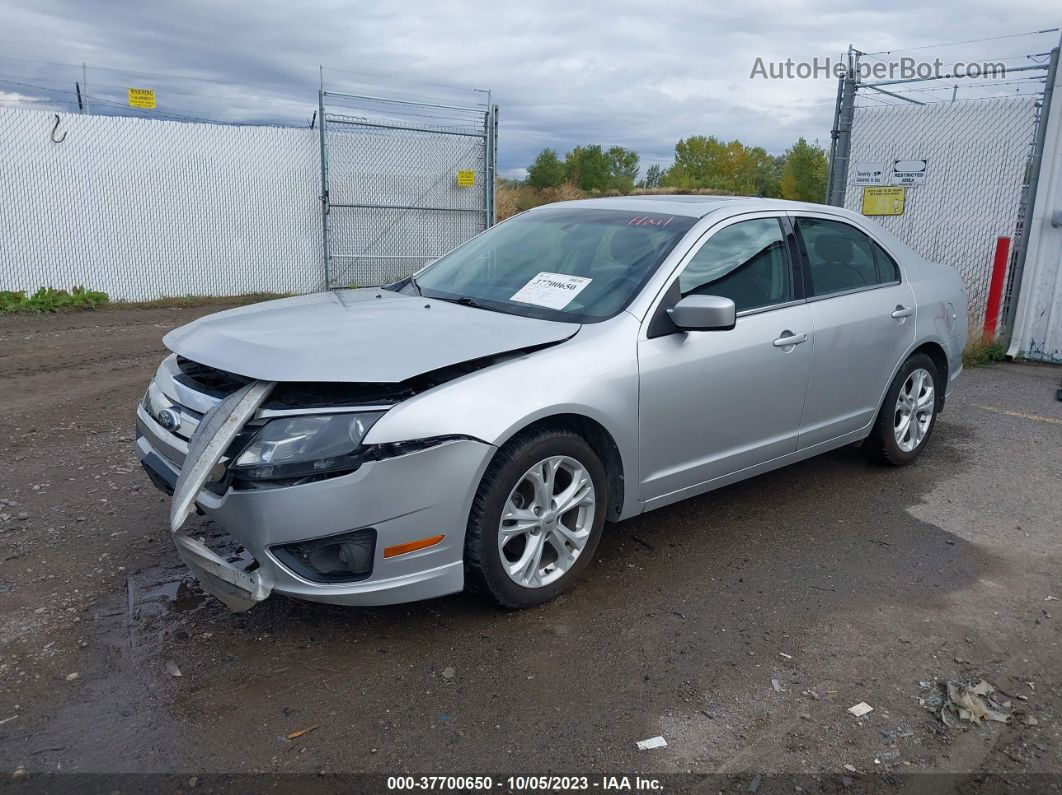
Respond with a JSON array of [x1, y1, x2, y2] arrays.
[[826, 48, 859, 206], [484, 98, 493, 230], [317, 87, 331, 290], [1001, 41, 1060, 348], [491, 104, 499, 226]]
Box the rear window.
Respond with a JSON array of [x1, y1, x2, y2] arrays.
[[795, 218, 900, 296]]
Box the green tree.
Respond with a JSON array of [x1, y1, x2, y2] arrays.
[[606, 146, 639, 193], [564, 145, 613, 192], [779, 138, 828, 202], [662, 136, 777, 195], [642, 163, 664, 189], [526, 148, 565, 189]]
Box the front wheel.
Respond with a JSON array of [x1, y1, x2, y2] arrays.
[[464, 428, 608, 608], [866, 353, 940, 466]]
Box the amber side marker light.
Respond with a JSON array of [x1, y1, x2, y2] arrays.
[[383, 534, 445, 558]]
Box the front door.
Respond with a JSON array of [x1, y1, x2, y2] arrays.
[[638, 215, 813, 503]]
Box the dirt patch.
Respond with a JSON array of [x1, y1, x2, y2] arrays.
[[0, 309, 1059, 783]]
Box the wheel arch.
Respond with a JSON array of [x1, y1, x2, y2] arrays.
[[496, 413, 627, 522], [910, 340, 949, 408]]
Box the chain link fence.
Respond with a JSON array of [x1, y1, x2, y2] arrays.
[[841, 97, 1039, 328], [320, 92, 496, 288]]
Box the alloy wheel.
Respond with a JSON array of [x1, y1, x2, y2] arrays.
[[894, 367, 935, 453], [498, 455, 596, 588]]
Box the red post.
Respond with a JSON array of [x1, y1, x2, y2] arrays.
[[983, 236, 1011, 338]]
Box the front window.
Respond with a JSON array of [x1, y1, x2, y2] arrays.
[[679, 218, 792, 312], [399, 208, 697, 322]]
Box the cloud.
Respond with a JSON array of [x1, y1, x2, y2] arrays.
[[1, 0, 1058, 173]]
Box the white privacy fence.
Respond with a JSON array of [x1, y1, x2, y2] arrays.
[[0, 97, 497, 301], [0, 107, 325, 300]]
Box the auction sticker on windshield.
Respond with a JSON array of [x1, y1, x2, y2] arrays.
[[510, 272, 592, 310]]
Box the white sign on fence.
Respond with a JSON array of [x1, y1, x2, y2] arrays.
[[854, 161, 887, 186], [892, 159, 928, 186]]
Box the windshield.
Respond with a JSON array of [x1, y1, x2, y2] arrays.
[[399, 207, 697, 322]]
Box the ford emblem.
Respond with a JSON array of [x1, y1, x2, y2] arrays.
[[156, 408, 181, 432]]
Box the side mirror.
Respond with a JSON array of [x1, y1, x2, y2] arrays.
[[666, 295, 736, 331]]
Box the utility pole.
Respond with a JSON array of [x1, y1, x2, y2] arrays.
[[81, 63, 90, 114]]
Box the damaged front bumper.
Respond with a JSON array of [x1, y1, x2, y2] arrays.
[[135, 375, 494, 610]]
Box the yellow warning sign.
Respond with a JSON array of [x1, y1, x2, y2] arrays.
[[456, 169, 476, 188], [127, 88, 156, 109], [862, 186, 905, 216]]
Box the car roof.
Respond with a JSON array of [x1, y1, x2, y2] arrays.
[[528, 195, 853, 219]]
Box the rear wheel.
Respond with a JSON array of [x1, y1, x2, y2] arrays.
[[464, 428, 607, 608], [866, 353, 940, 466]]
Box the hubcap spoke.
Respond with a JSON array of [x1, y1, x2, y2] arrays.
[[553, 469, 593, 514]]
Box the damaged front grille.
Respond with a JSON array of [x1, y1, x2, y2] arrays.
[[176, 357, 253, 397]]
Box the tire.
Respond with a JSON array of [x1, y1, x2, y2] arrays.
[[866, 353, 941, 466], [464, 427, 608, 608]]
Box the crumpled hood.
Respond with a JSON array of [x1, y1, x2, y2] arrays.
[[164, 289, 580, 383]]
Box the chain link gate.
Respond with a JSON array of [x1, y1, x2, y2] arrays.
[[318, 90, 497, 289], [841, 97, 1039, 328], [826, 42, 1060, 342]]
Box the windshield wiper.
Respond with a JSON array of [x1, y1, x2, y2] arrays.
[[409, 273, 422, 296], [430, 295, 484, 309]]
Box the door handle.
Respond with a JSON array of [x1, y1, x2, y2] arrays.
[[891, 305, 914, 319], [773, 331, 808, 348]]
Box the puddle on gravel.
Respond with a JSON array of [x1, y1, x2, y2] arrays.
[[141, 578, 206, 614]]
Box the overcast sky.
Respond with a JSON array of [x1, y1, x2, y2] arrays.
[[1, 1, 1058, 177]]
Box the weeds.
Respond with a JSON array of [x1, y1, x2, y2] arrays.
[[964, 333, 1007, 367], [0, 286, 109, 314], [111, 292, 290, 310]]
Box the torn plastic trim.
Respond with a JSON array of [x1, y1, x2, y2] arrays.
[[171, 532, 271, 611], [170, 379, 275, 532]]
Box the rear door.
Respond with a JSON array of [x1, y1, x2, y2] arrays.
[[791, 213, 916, 448]]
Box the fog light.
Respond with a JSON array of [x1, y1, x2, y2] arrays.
[[270, 528, 376, 584]]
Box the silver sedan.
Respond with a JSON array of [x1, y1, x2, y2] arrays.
[[136, 196, 967, 610]]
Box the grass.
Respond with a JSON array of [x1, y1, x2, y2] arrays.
[[109, 292, 292, 310], [0, 288, 293, 316], [964, 333, 1007, 367], [0, 286, 109, 314]]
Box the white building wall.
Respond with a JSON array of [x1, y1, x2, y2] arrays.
[[1008, 68, 1062, 363], [0, 107, 324, 300]]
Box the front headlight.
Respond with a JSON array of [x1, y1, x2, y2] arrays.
[[233, 412, 385, 480]]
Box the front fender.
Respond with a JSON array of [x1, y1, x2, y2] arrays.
[[365, 315, 643, 518]]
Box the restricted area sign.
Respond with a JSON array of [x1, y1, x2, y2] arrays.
[[892, 159, 927, 186], [127, 88, 156, 109], [456, 169, 476, 188], [862, 186, 906, 216]]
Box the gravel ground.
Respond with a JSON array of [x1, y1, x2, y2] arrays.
[[0, 306, 1060, 790]]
